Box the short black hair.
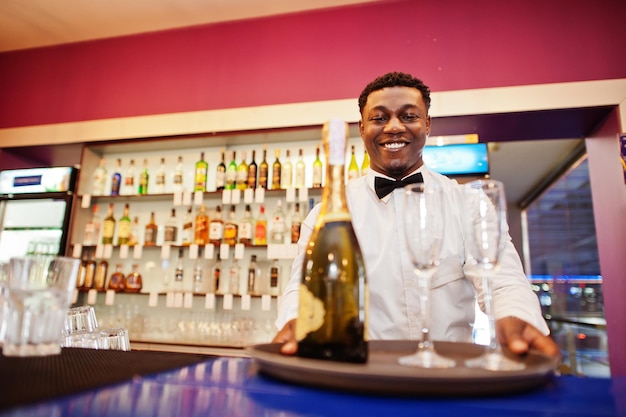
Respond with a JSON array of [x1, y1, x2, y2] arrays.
[[358, 72, 431, 115]]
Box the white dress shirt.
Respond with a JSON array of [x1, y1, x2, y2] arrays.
[[276, 166, 549, 341]]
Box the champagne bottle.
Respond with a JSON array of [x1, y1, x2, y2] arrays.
[[138, 158, 149, 195], [347, 145, 359, 181], [361, 149, 370, 176], [296, 119, 368, 363], [216, 149, 226, 191], [271, 148, 282, 190], [194, 152, 208, 192], [312, 145, 323, 188], [110, 158, 122, 196], [259, 144, 269, 189], [102, 203, 116, 245]]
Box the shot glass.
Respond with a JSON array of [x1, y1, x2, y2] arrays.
[[97, 328, 131, 351], [3, 256, 81, 356], [63, 305, 99, 335]]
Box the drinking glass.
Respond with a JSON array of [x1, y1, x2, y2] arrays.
[[463, 179, 525, 371], [3, 256, 81, 356], [398, 182, 455, 368]]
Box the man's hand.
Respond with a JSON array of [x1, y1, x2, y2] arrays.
[[271, 319, 298, 355], [496, 316, 561, 359]]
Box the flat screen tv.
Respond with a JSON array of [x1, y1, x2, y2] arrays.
[[422, 143, 489, 177]]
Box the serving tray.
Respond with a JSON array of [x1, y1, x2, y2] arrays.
[[247, 340, 559, 396]]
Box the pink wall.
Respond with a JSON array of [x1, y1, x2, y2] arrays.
[[0, 0, 625, 128]]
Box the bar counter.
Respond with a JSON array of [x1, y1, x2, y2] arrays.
[[0, 347, 623, 417]]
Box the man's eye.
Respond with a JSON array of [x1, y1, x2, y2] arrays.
[[402, 114, 419, 122], [370, 116, 386, 122]]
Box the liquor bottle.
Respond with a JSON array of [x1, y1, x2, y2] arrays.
[[193, 246, 204, 293], [138, 158, 149, 195], [215, 149, 226, 191], [268, 259, 281, 296], [181, 206, 194, 246], [312, 145, 323, 188], [155, 157, 166, 193], [258, 145, 269, 189], [194, 204, 209, 245], [82, 255, 97, 290], [296, 119, 368, 363], [128, 216, 140, 246], [228, 259, 241, 295], [117, 204, 132, 245], [110, 158, 122, 196], [94, 259, 108, 291], [92, 157, 108, 196], [270, 199, 286, 244], [295, 148, 306, 188], [108, 264, 125, 292], [291, 202, 302, 244], [208, 205, 224, 246], [247, 150, 258, 189], [212, 254, 222, 294], [174, 248, 184, 291], [102, 203, 116, 245], [271, 148, 282, 190], [254, 204, 267, 245], [236, 150, 248, 190], [164, 208, 178, 245], [76, 254, 87, 289], [144, 212, 158, 247], [124, 159, 136, 195], [238, 204, 254, 246], [247, 254, 259, 295], [173, 156, 184, 192], [124, 264, 143, 293], [225, 151, 237, 190], [282, 149, 293, 189], [194, 152, 208, 192], [83, 204, 101, 246], [223, 205, 238, 245], [361, 149, 370, 176], [348, 145, 359, 181]]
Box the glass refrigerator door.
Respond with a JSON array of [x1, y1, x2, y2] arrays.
[[0, 199, 68, 263]]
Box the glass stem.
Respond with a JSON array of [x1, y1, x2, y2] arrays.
[[481, 272, 501, 354], [418, 272, 434, 351]]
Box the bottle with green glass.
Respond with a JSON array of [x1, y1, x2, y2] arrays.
[[194, 152, 208, 192]]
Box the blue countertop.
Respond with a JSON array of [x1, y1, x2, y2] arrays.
[[2, 356, 624, 417]]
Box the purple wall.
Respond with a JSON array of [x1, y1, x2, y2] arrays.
[[0, 0, 625, 128]]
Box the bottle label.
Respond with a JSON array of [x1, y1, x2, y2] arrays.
[[296, 284, 325, 341], [103, 221, 115, 240], [209, 222, 224, 240], [239, 222, 252, 239], [313, 167, 322, 187], [164, 226, 177, 243], [118, 221, 131, 239], [215, 171, 226, 188], [223, 224, 237, 243], [125, 176, 134, 186], [254, 221, 267, 244], [156, 173, 165, 186], [173, 172, 183, 185], [145, 228, 156, 244]]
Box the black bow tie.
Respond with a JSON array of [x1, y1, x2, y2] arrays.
[[374, 173, 424, 199]]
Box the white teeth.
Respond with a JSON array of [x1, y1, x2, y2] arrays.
[[384, 142, 406, 149]]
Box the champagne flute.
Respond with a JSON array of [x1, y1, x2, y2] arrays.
[[463, 179, 525, 371], [398, 182, 455, 368]]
